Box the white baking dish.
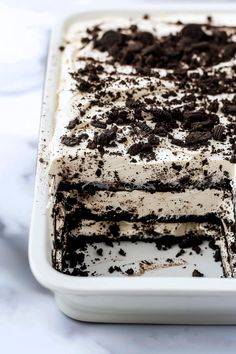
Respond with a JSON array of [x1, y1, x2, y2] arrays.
[[29, 5, 236, 323]]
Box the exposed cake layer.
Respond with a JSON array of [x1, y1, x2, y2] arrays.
[[51, 186, 235, 274]]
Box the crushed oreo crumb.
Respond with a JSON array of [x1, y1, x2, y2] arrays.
[[192, 269, 204, 277], [96, 248, 103, 256], [212, 125, 225, 141], [118, 248, 126, 256], [126, 268, 134, 275], [127, 142, 153, 156]]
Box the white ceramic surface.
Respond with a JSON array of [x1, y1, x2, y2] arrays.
[[29, 7, 236, 324]]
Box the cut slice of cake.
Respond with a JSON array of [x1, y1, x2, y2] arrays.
[[48, 14, 236, 277]]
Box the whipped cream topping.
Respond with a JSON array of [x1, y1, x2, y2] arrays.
[[49, 14, 236, 186]]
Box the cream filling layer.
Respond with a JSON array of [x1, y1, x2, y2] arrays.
[[63, 189, 233, 220], [69, 220, 221, 239]]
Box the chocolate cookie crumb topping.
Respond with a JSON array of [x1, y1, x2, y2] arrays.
[[212, 125, 225, 141], [96, 248, 103, 256], [208, 100, 219, 113], [127, 142, 153, 156], [185, 131, 212, 147], [61, 133, 89, 147], [230, 155, 236, 163], [119, 248, 126, 256], [126, 268, 134, 275]]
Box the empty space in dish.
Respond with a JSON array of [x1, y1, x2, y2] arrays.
[[59, 239, 223, 277]]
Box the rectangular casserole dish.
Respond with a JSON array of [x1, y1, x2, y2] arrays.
[[29, 5, 236, 323]]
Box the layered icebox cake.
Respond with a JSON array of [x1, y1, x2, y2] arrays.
[[48, 13, 236, 278]]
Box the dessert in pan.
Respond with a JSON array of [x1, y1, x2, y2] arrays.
[[48, 14, 236, 277]]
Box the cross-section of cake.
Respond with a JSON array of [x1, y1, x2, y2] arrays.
[[48, 14, 236, 277]]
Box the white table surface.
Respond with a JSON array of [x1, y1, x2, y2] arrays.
[[1, 1, 236, 353]]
